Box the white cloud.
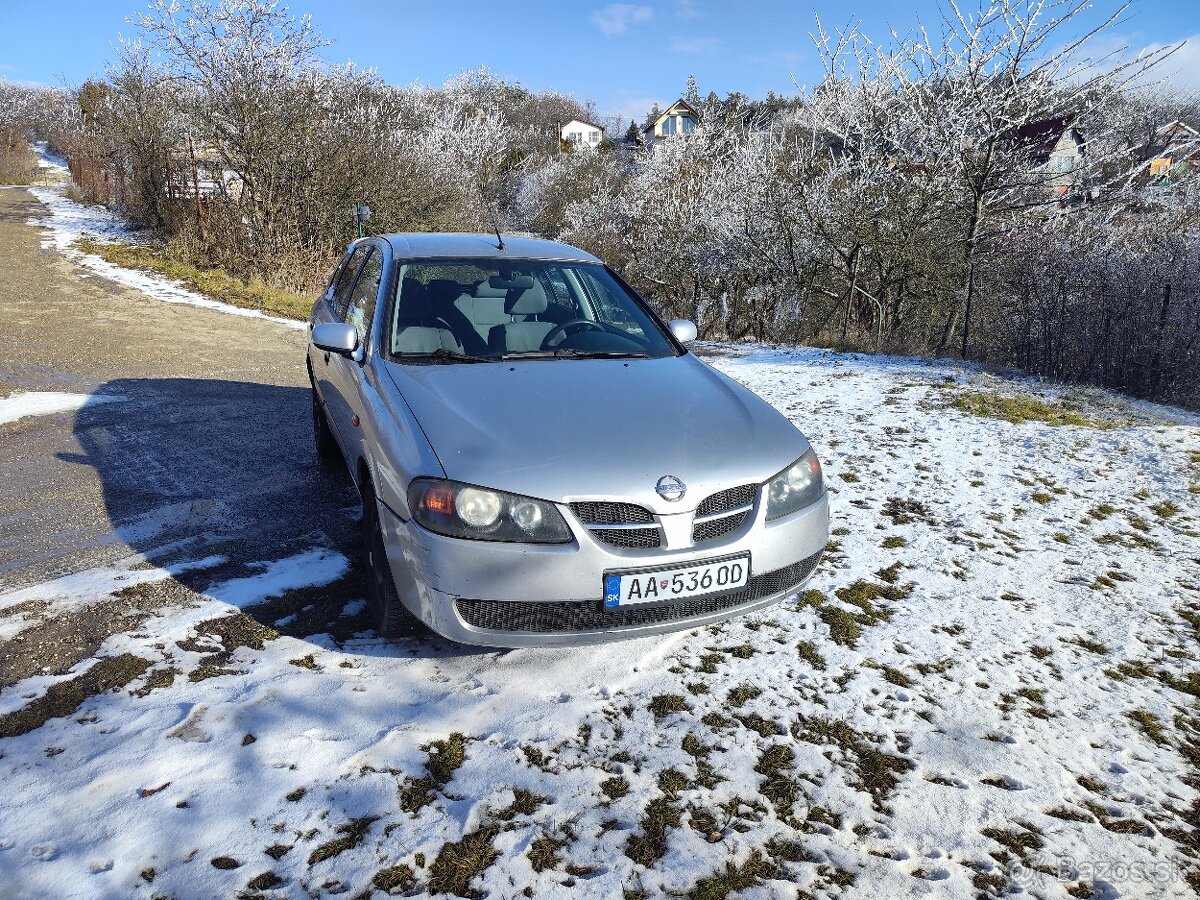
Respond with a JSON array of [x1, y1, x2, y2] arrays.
[[589, 4, 654, 36], [675, 0, 701, 19], [1134, 35, 1200, 92], [672, 36, 719, 54]]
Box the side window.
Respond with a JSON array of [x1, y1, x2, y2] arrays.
[[330, 246, 369, 320], [345, 249, 383, 346]]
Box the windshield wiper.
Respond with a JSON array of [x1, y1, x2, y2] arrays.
[[498, 349, 649, 360], [393, 348, 493, 363], [552, 348, 649, 359]]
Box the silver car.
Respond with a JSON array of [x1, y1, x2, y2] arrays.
[[308, 233, 829, 647]]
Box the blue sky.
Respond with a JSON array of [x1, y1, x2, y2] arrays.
[[2, 1, 1197, 123]]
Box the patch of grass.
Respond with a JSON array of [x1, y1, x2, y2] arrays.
[[428, 825, 500, 896], [1030, 646, 1054, 660], [1067, 636, 1108, 654], [77, 237, 312, 321], [685, 681, 710, 695], [649, 694, 689, 718], [797, 640, 826, 670], [658, 768, 689, 798], [1030, 492, 1053, 505], [1045, 806, 1094, 823], [818, 606, 861, 647], [600, 776, 630, 800], [688, 850, 779, 900], [527, 833, 567, 872], [210, 856, 240, 869], [1129, 709, 1167, 745], [288, 654, 318, 669], [727, 683, 762, 707], [1152, 500, 1179, 519], [736, 713, 782, 737], [307, 816, 378, 865], [0, 654, 150, 738], [246, 871, 283, 890], [495, 788, 545, 819], [626, 796, 682, 867], [793, 716, 912, 812], [949, 391, 1118, 428], [755, 744, 799, 820], [372, 864, 415, 892], [882, 497, 933, 525], [881, 536, 908, 548], [425, 733, 468, 784], [695, 652, 724, 674], [797, 589, 826, 609], [401, 733, 468, 813], [724, 644, 756, 659], [980, 825, 1043, 857]]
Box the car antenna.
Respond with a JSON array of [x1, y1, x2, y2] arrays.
[[476, 176, 506, 251]]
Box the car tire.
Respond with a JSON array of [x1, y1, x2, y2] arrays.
[[361, 477, 421, 638], [311, 382, 340, 468]]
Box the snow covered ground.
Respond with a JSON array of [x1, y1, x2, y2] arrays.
[[0, 345, 1197, 899], [24, 145, 305, 331], [0, 391, 125, 426]]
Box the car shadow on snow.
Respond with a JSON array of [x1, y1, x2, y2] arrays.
[[62, 377, 486, 661]]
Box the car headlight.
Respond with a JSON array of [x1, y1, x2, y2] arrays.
[[765, 449, 824, 521], [408, 479, 572, 544]]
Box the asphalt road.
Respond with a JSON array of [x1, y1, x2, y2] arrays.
[[0, 185, 359, 688]]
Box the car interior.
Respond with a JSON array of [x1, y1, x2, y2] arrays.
[[389, 264, 653, 358]]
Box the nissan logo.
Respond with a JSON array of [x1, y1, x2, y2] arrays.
[[656, 475, 687, 502]]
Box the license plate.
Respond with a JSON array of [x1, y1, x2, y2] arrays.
[[604, 556, 750, 608]]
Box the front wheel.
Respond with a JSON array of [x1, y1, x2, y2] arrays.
[[361, 478, 421, 638]]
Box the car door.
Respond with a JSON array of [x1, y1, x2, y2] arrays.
[[326, 243, 385, 468], [312, 244, 371, 455]]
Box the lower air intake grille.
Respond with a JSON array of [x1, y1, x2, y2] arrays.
[[455, 551, 822, 634]]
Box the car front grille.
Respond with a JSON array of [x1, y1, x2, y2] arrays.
[[692, 483, 756, 544], [570, 501, 661, 549], [696, 484, 757, 517], [570, 501, 654, 525], [455, 550, 822, 634], [693, 511, 749, 543]]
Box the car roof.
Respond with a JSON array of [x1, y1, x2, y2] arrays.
[[382, 233, 601, 263]]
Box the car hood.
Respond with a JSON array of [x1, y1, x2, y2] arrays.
[[383, 354, 810, 514]]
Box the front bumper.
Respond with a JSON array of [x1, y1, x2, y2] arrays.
[[379, 491, 829, 648]]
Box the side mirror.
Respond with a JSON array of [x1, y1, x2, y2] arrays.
[[312, 322, 360, 358], [668, 319, 697, 344]]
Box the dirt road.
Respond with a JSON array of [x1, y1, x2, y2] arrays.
[[0, 185, 358, 687]]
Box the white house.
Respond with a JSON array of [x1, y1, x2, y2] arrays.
[[642, 99, 701, 152], [561, 119, 605, 150]]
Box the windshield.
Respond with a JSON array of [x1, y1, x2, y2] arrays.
[[386, 259, 677, 361]]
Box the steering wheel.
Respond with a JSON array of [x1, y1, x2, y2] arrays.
[[542, 319, 606, 348]]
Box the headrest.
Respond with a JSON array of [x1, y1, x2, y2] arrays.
[[426, 279, 464, 304], [474, 281, 509, 298], [490, 274, 535, 290], [506, 280, 549, 315], [397, 278, 433, 320]]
